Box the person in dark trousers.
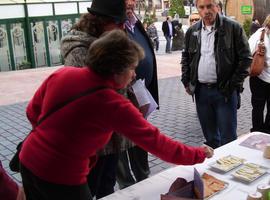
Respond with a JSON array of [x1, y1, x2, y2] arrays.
[[250, 18, 261, 36], [116, 0, 159, 189], [181, 0, 252, 149], [162, 16, 174, 53], [60, 0, 130, 198], [147, 22, 159, 51], [248, 15, 270, 133], [20, 30, 214, 200], [172, 23, 184, 51]]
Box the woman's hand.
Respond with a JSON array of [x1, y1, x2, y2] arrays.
[[201, 144, 214, 158]]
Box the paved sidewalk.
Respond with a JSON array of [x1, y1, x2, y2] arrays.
[[0, 51, 252, 185]]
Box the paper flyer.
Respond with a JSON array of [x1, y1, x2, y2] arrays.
[[239, 134, 270, 151], [131, 79, 158, 118]]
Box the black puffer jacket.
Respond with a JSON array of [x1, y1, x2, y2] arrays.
[[181, 14, 252, 97]]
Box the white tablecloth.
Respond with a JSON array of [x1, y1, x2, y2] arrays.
[[101, 132, 270, 200]]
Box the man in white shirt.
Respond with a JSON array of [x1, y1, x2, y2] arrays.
[[162, 16, 174, 53], [181, 0, 252, 148]]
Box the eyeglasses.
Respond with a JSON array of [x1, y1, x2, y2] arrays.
[[198, 3, 216, 10], [190, 18, 200, 23]]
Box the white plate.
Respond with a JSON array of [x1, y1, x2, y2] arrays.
[[209, 155, 245, 173], [202, 173, 229, 199], [232, 163, 268, 183]]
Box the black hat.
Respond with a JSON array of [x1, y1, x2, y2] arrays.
[[87, 0, 127, 23]]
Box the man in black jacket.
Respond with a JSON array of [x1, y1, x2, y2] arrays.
[[181, 0, 252, 148], [116, 0, 159, 189], [162, 16, 174, 53]]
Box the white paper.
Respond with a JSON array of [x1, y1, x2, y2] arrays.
[[144, 89, 158, 118], [131, 79, 158, 118], [131, 79, 150, 106]]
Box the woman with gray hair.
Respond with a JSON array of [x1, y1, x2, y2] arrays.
[[20, 30, 213, 200], [249, 15, 270, 133]]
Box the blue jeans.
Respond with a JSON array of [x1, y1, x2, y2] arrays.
[[195, 84, 237, 148], [165, 35, 171, 53]]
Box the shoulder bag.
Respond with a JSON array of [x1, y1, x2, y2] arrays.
[[9, 86, 108, 172], [250, 29, 266, 77]]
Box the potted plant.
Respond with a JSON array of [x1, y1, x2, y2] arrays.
[[17, 60, 31, 70]]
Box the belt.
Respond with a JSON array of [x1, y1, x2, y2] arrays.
[[198, 82, 217, 88]]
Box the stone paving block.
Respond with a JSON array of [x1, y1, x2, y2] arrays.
[[0, 149, 13, 156], [148, 155, 156, 162], [6, 128, 21, 134], [186, 136, 204, 143], [12, 139, 24, 146], [0, 154, 5, 160], [0, 128, 6, 134], [1, 159, 9, 168], [185, 141, 203, 147], [149, 162, 157, 168], [0, 140, 13, 146], [159, 162, 175, 170], [6, 135, 20, 142], [171, 133, 189, 140], [149, 165, 164, 175], [5, 143, 17, 151], [4, 167, 17, 176], [1, 124, 13, 130], [13, 173, 22, 183], [5, 154, 16, 161], [0, 144, 5, 150], [152, 158, 163, 165]]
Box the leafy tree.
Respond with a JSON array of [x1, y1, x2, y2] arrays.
[[143, 1, 157, 25], [243, 17, 252, 38], [169, 0, 185, 17]]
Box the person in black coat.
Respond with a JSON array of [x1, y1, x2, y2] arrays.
[[116, 0, 159, 189], [162, 16, 175, 53], [250, 18, 261, 36]]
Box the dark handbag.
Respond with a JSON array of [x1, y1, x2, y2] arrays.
[[9, 86, 108, 172], [9, 142, 23, 172], [250, 29, 266, 77]]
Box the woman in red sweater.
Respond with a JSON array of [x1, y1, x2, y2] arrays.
[[19, 30, 213, 200]]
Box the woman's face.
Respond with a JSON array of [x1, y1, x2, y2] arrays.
[[113, 64, 137, 89]]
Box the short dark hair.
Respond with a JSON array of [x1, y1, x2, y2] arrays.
[[86, 30, 145, 77]]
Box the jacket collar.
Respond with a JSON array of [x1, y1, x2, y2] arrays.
[[215, 13, 226, 37], [194, 13, 225, 37], [194, 13, 223, 31]]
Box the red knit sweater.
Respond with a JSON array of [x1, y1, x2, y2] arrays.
[[20, 67, 206, 185]]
